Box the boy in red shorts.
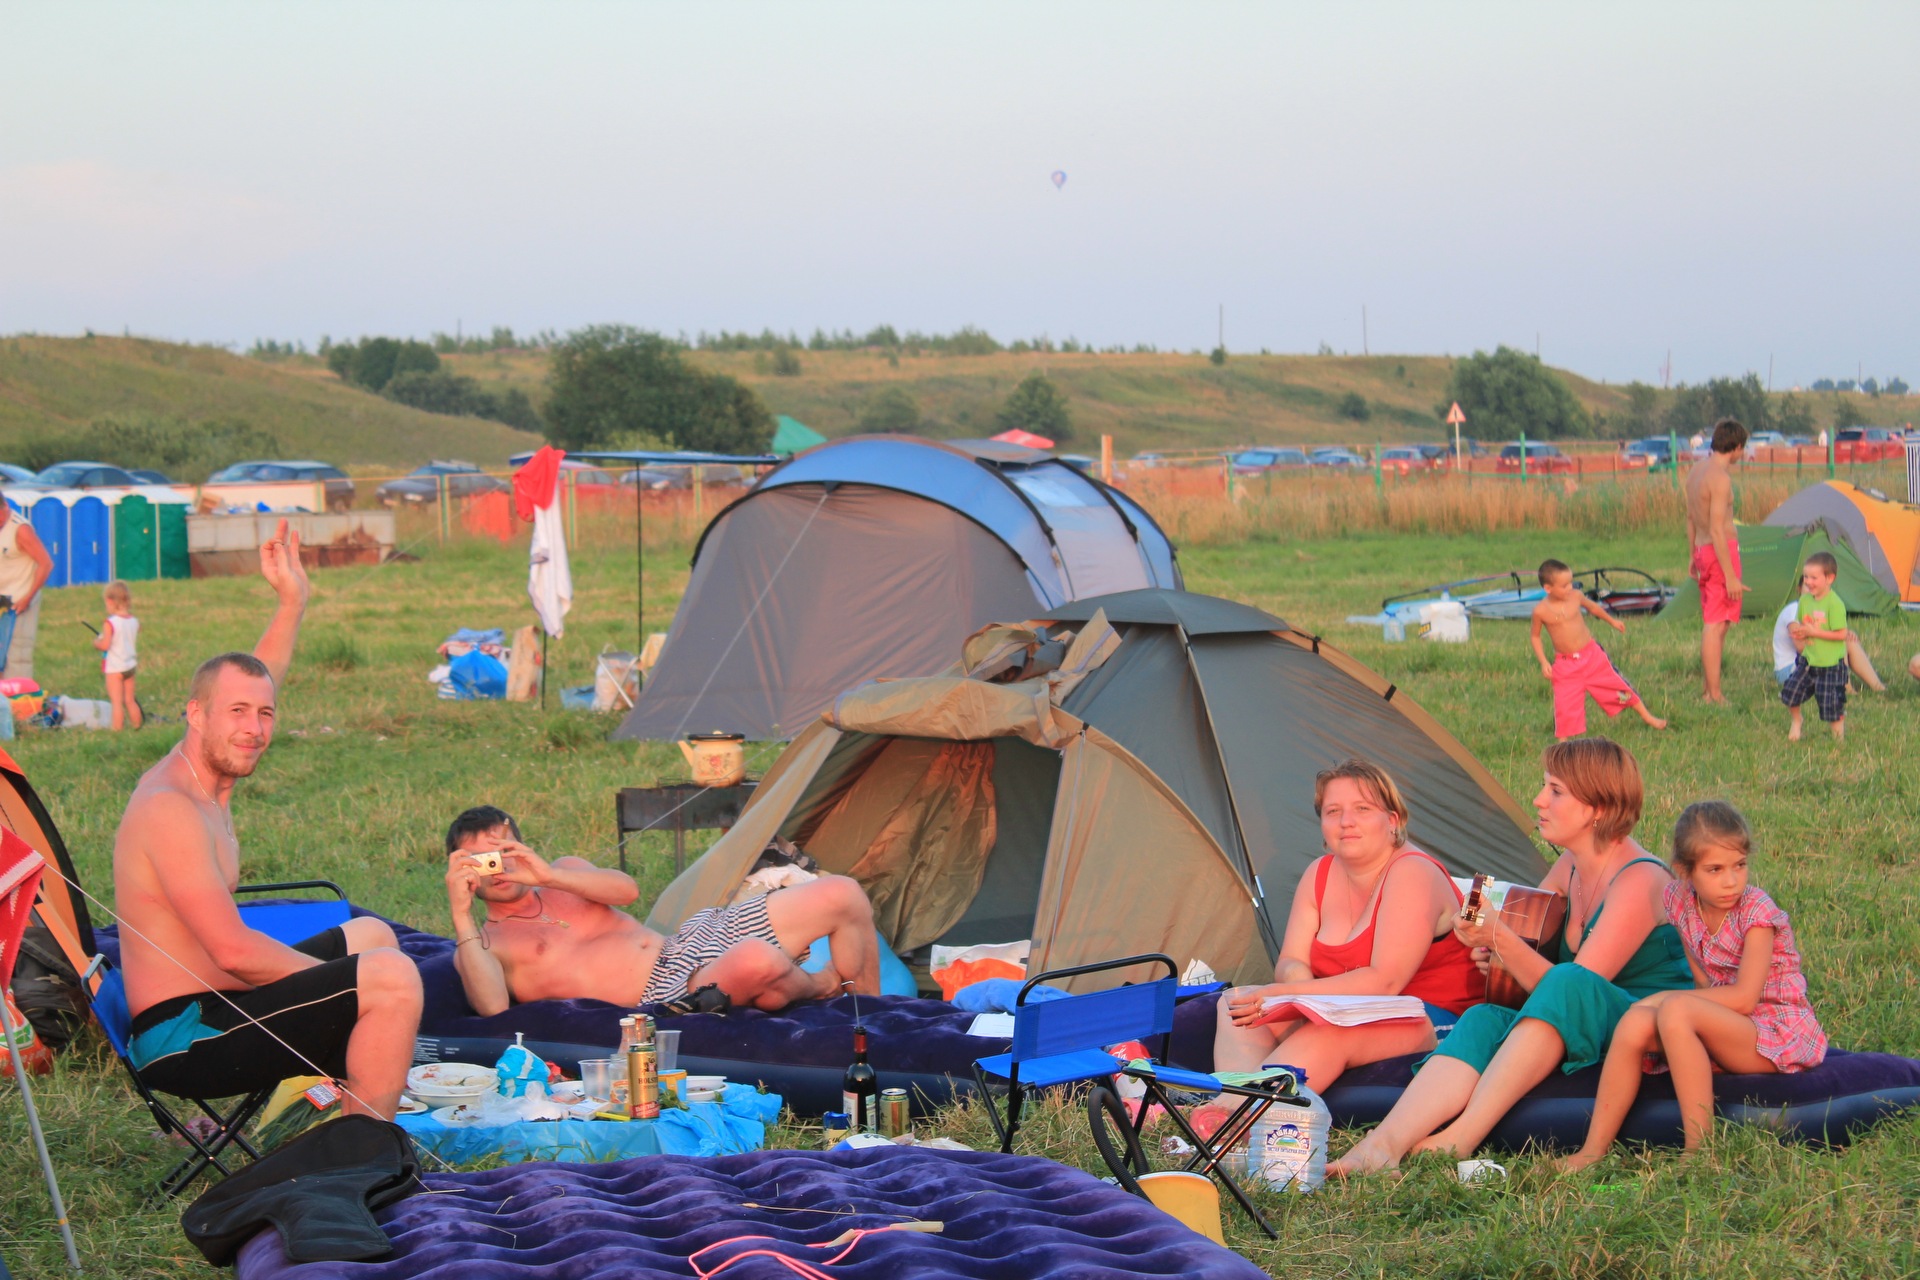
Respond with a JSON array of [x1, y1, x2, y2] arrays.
[[1684, 417, 1749, 702], [1531, 559, 1668, 738]]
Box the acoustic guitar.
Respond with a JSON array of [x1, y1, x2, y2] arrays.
[[1466, 877, 1569, 1009]]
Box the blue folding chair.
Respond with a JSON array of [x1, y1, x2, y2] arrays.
[[87, 881, 351, 1197], [971, 953, 1304, 1238]]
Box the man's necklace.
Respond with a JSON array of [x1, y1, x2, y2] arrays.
[[177, 746, 236, 843], [494, 888, 569, 928]]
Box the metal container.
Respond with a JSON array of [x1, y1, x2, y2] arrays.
[[879, 1088, 910, 1138], [821, 1111, 851, 1147]]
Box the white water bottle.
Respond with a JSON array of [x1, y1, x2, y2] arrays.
[[1247, 1084, 1330, 1193]]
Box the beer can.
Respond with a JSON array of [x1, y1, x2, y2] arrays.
[[631, 1044, 660, 1120], [879, 1088, 910, 1138], [821, 1111, 851, 1147]]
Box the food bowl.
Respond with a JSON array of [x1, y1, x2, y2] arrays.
[[682, 1074, 726, 1094], [685, 1088, 721, 1104], [407, 1063, 496, 1108]]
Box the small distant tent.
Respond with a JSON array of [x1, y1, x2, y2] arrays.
[[771, 416, 827, 457], [646, 589, 1545, 987], [615, 436, 1182, 742], [1764, 481, 1920, 607], [1662, 523, 1896, 624], [992, 428, 1054, 450]]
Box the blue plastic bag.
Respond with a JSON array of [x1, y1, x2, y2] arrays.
[[449, 649, 508, 700]]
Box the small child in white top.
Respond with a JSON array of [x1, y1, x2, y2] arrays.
[[95, 579, 142, 731]]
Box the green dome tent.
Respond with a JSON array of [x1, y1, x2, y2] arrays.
[[770, 415, 827, 457], [645, 589, 1546, 989], [1661, 523, 1897, 624]]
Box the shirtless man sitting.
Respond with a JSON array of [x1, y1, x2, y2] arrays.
[[443, 806, 881, 1017], [114, 521, 422, 1119]]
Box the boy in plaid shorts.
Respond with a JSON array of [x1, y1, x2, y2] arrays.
[[1780, 552, 1849, 741]]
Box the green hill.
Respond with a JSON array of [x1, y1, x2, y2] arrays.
[[444, 346, 1631, 457], [0, 336, 543, 472]]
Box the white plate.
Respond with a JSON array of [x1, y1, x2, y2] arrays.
[[432, 1104, 492, 1127], [408, 1062, 495, 1091], [396, 1095, 427, 1115]]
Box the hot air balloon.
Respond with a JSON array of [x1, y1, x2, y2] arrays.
[[1050, 170, 1067, 189]]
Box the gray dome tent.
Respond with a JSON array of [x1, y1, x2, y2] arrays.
[[615, 435, 1181, 742], [645, 589, 1546, 987]]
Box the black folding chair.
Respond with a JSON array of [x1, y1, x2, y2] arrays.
[[971, 953, 1305, 1238], [87, 881, 351, 1197]]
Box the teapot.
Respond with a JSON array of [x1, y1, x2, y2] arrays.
[[678, 731, 746, 788]]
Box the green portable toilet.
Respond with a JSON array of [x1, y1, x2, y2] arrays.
[[158, 501, 190, 579], [112, 494, 158, 581]]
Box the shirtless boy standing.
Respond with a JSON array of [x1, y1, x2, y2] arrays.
[[1531, 558, 1667, 739], [1684, 417, 1749, 702], [114, 521, 422, 1119]]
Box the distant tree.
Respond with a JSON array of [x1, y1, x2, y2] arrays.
[[1337, 391, 1371, 421], [862, 325, 901, 349], [1443, 346, 1592, 440], [380, 370, 540, 430], [1886, 376, 1909, 396], [857, 387, 922, 434], [1810, 378, 1836, 392], [1862, 376, 1880, 397], [325, 337, 439, 393], [1776, 393, 1815, 439], [995, 373, 1073, 443], [1831, 397, 1868, 431], [543, 325, 773, 453], [1618, 382, 1660, 437], [771, 347, 803, 377], [1836, 379, 1857, 393], [1208, 346, 1227, 366], [1661, 374, 1769, 441]]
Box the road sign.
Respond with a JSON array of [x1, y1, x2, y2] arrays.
[[1446, 402, 1466, 425]]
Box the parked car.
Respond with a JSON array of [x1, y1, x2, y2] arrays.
[[208, 460, 356, 510], [376, 461, 509, 506], [1230, 447, 1310, 475], [1495, 442, 1574, 474], [1785, 435, 1816, 448], [621, 467, 687, 490], [1309, 447, 1367, 469], [1416, 443, 1454, 463], [0, 464, 48, 489], [1377, 446, 1434, 474], [1834, 427, 1905, 461], [1130, 452, 1169, 468], [1746, 430, 1788, 450], [35, 461, 140, 488], [1622, 437, 1675, 470]]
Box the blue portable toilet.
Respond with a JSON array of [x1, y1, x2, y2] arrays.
[[28, 493, 73, 589], [69, 496, 111, 585]]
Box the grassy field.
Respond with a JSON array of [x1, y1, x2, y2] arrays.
[[2, 500, 1918, 1277], [0, 337, 543, 471]]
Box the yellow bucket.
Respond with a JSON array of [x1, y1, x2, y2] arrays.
[[1136, 1171, 1224, 1244]]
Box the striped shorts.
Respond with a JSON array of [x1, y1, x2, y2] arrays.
[[642, 894, 784, 1004]]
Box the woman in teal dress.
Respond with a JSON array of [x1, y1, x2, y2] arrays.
[[1329, 737, 1691, 1174]]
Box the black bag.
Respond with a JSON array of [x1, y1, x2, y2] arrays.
[[9, 923, 86, 1054], [182, 1114, 423, 1266]]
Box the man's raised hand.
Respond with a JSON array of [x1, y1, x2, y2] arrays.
[[259, 517, 311, 611]]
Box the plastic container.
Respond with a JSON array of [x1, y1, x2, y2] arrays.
[[1245, 1084, 1331, 1193], [655, 1029, 680, 1073], [0, 695, 13, 741]]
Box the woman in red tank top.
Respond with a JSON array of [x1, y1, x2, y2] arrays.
[[1209, 759, 1483, 1095]]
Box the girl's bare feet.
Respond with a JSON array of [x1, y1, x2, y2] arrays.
[[1409, 1128, 1469, 1158], [1326, 1135, 1400, 1177], [1552, 1148, 1605, 1174]]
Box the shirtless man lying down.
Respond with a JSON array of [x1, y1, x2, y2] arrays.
[[442, 806, 881, 1017]]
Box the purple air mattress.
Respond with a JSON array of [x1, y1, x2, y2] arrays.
[[1170, 993, 1920, 1151], [231, 1146, 1271, 1280]]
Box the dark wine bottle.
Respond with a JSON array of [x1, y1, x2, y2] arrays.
[[842, 1025, 878, 1132]]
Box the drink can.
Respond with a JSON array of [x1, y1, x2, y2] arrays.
[[879, 1088, 910, 1138], [630, 1044, 660, 1120], [821, 1111, 851, 1146]]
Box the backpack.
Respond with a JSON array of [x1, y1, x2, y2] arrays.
[[9, 922, 87, 1054]]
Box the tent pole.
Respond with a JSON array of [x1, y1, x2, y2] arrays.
[[636, 488, 644, 651], [540, 628, 548, 710], [1174, 624, 1282, 963], [0, 995, 81, 1271]]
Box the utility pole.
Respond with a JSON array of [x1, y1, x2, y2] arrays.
[[1663, 349, 1672, 389], [1362, 305, 1369, 356]]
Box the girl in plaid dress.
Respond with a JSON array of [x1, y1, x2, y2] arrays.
[[1558, 801, 1825, 1170]]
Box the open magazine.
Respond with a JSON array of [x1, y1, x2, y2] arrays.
[[1253, 993, 1427, 1027]]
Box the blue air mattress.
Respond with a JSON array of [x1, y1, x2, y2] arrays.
[[231, 1147, 1271, 1280]]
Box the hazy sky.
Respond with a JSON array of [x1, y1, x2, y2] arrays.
[[4, 2, 1916, 386]]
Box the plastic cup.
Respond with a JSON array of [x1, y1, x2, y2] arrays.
[[655, 1029, 681, 1073], [580, 1058, 613, 1101]]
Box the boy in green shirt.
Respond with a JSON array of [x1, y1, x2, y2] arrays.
[[1779, 552, 1850, 741]]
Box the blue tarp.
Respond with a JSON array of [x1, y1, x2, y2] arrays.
[[396, 1088, 781, 1165]]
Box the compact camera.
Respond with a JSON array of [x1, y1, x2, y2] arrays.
[[471, 850, 504, 876]]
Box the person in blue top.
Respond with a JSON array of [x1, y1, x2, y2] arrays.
[[1330, 737, 1692, 1174]]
